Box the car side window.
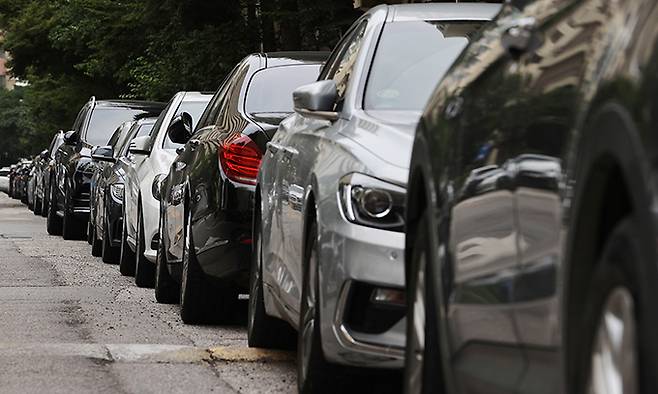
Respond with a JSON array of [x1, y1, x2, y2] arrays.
[[72, 105, 89, 133], [324, 21, 368, 109]]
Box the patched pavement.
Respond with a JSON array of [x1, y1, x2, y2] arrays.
[[0, 193, 296, 393]]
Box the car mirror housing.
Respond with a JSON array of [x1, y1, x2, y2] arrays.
[[293, 80, 339, 121], [167, 112, 194, 145], [63, 130, 79, 145], [129, 136, 152, 155], [91, 145, 115, 162]]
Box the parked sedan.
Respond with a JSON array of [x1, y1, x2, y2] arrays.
[[0, 167, 9, 194], [48, 98, 165, 239], [121, 91, 212, 287], [157, 52, 327, 324], [39, 131, 65, 217], [28, 150, 48, 213], [90, 118, 156, 264], [404, 0, 658, 392], [251, 3, 499, 391]]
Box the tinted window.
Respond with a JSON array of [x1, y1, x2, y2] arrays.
[[246, 65, 322, 114], [364, 21, 483, 111], [85, 108, 150, 146], [162, 99, 212, 149], [118, 122, 155, 157], [0, 169, 9, 176]]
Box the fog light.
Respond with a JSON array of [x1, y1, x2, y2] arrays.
[[371, 288, 405, 307]]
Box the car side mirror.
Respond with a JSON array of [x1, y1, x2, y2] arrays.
[[129, 136, 152, 155], [167, 112, 194, 145], [39, 150, 49, 160], [91, 145, 115, 162], [293, 80, 339, 121], [63, 130, 79, 145]]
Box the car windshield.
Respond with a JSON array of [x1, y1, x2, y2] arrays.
[[85, 108, 151, 146], [245, 64, 322, 115], [162, 100, 211, 150], [364, 21, 484, 111]]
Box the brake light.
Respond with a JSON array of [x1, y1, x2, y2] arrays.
[[218, 134, 263, 185]]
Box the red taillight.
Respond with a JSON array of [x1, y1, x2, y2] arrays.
[[218, 133, 263, 185]]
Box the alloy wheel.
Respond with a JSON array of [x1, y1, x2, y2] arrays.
[[407, 248, 427, 394], [587, 286, 638, 394]]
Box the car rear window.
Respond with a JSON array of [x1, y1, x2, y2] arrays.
[[364, 21, 484, 111]]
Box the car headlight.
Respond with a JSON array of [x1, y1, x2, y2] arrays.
[[338, 173, 405, 232], [110, 183, 124, 203]]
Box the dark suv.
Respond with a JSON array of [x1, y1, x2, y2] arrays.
[[404, 0, 658, 392], [47, 98, 165, 239]]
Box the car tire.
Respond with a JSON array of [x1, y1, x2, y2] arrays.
[[297, 221, 350, 394], [101, 213, 119, 264], [248, 205, 295, 349], [41, 186, 49, 217], [155, 217, 179, 304], [572, 218, 658, 393], [179, 206, 212, 324], [33, 196, 42, 216], [46, 183, 62, 236], [404, 214, 444, 394], [119, 206, 136, 276], [135, 203, 155, 288], [62, 184, 85, 240], [91, 222, 102, 257]]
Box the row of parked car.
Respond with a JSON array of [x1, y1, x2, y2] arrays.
[[2, 1, 658, 392]]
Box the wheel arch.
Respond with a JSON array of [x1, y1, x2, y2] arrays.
[[564, 101, 655, 387]]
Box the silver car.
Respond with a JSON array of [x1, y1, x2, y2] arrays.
[[0, 167, 9, 194], [121, 91, 212, 287], [251, 3, 500, 390]]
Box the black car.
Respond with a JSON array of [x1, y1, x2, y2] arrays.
[[404, 0, 658, 392], [157, 52, 327, 323], [90, 118, 156, 264], [47, 98, 165, 239], [39, 131, 65, 217]]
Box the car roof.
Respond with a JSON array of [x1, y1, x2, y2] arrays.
[[264, 52, 330, 68], [93, 100, 167, 110], [180, 91, 215, 102], [385, 3, 501, 22]]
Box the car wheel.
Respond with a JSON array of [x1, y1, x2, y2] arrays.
[[87, 212, 94, 245], [33, 196, 42, 216], [297, 221, 348, 394], [46, 183, 62, 236], [41, 187, 49, 217], [119, 205, 136, 276], [101, 212, 119, 264], [404, 214, 444, 394], [62, 184, 85, 240], [155, 216, 179, 304], [248, 204, 295, 349], [135, 202, 155, 288], [91, 221, 102, 257], [179, 205, 211, 324], [575, 218, 657, 393]]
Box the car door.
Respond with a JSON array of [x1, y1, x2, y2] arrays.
[[436, 8, 535, 392], [273, 20, 370, 321], [502, 0, 589, 391]]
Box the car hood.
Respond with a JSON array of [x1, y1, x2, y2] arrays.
[[345, 110, 421, 172]]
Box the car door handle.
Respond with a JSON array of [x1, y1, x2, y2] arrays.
[[266, 142, 283, 154], [501, 17, 540, 57], [283, 147, 298, 157]]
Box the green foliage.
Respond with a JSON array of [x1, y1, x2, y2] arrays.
[[0, 0, 359, 162], [0, 88, 37, 166]]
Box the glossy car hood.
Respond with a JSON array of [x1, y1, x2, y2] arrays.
[[346, 110, 422, 171]]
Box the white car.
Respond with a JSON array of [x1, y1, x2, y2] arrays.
[[0, 167, 10, 194], [120, 91, 212, 287]]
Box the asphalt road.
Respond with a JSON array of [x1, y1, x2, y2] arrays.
[[0, 193, 296, 393]]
